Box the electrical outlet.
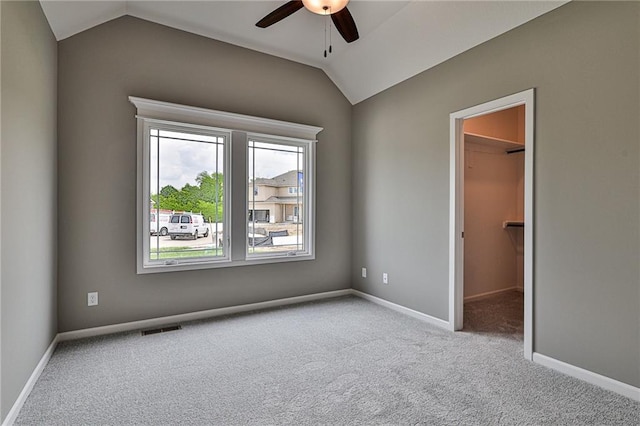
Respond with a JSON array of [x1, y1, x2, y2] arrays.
[[361, 267, 367, 278], [383, 273, 389, 284], [88, 292, 98, 306]]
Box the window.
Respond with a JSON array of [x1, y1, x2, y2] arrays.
[[131, 97, 321, 273], [248, 137, 311, 258], [145, 124, 229, 269]]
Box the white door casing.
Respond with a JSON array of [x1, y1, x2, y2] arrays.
[[449, 89, 535, 360]]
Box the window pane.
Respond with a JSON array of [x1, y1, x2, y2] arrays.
[[248, 139, 305, 256], [149, 127, 225, 262]]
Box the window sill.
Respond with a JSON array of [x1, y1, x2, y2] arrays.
[[244, 252, 314, 266], [138, 253, 314, 274]]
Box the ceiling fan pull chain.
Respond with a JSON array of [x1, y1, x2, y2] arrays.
[[324, 7, 328, 58], [329, 7, 333, 54]]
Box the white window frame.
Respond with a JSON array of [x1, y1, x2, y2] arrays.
[[141, 121, 232, 272], [130, 97, 322, 274], [246, 134, 315, 261]]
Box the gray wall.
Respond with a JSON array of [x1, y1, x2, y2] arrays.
[[352, 1, 639, 387], [1, 1, 58, 420], [57, 17, 352, 332]]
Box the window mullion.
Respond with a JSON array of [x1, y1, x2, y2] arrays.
[[155, 133, 160, 260], [215, 138, 219, 256], [297, 146, 301, 252]]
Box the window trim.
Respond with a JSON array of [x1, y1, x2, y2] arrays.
[[130, 97, 322, 274]]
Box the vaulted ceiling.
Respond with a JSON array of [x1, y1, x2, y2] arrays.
[[39, 1, 567, 104]]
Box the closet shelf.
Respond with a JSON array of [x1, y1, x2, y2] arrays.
[[503, 220, 524, 229], [464, 132, 525, 153]]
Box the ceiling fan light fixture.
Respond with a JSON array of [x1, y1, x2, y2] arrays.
[[302, 0, 349, 15]]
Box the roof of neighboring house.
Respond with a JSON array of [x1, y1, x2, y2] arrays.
[[252, 170, 300, 188], [263, 196, 301, 204]]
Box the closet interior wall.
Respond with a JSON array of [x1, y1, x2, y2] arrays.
[[463, 106, 525, 299]]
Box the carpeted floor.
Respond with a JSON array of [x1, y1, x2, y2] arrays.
[[463, 289, 524, 338], [15, 294, 639, 425]]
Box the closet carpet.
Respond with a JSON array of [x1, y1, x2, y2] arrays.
[[15, 295, 639, 425]]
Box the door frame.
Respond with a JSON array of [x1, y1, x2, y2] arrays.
[[448, 89, 535, 360]]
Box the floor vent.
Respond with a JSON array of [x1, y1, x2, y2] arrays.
[[141, 325, 182, 336]]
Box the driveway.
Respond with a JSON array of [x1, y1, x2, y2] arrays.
[[149, 225, 223, 249]]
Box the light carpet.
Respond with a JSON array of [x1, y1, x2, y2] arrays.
[[15, 295, 639, 425]]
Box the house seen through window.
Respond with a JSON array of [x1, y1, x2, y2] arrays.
[[248, 138, 306, 257]]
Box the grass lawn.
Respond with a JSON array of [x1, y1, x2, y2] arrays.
[[150, 246, 223, 259]]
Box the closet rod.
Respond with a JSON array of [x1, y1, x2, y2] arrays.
[[506, 147, 525, 154]]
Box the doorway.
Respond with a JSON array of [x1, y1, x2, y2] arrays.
[[449, 89, 534, 360], [462, 106, 525, 338]]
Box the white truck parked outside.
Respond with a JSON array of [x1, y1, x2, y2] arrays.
[[168, 213, 209, 240]]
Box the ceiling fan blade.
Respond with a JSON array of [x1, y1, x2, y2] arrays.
[[331, 6, 359, 43], [256, 1, 304, 28]]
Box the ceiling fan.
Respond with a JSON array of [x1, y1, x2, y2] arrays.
[[256, 0, 359, 44]]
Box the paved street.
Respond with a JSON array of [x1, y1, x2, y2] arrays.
[[150, 224, 223, 248]]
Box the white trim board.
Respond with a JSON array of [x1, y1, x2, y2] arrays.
[[129, 97, 323, 141], [2, 335, 59, 426], [4, 288, 638, 425], [351, 289, 450, 330], [5, 288, 449, 424], [532, 353, 640, 402], [3, 289, 351, 425], [58, 289, 351, 341], [0, 3, 3, 418], [57, 289, 451, 342]]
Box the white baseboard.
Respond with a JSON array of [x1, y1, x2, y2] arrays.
[[532, 352, 640, 402], [55, 288, 453, 341], [351, 289, 450, 330], [2, 335, 59, 426], [4, 289, 352, 424], [464, 286, 519, 302], [6, 288, 637, 426], [58, 289, 352, 341]]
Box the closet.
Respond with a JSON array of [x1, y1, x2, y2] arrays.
[[463, 106, 525, 305]]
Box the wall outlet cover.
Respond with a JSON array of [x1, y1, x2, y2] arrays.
[[88, 292, 98, 306]]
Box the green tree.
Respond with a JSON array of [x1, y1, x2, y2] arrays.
[[176, 183, 200, 212], [160, 185, 178, 198], [150, 171, 224, 222], [196, 171, 224, 204]]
